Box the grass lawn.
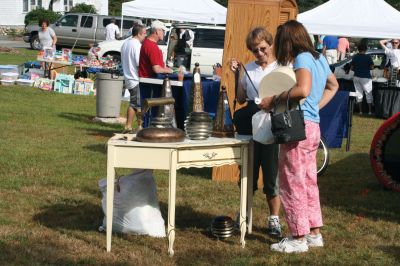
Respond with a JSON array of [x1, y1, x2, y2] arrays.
[[1, 49, 400, 265]]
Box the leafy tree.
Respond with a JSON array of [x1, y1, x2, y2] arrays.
[[69, 3, 97, 13], [297, 0, 328, 12], [109, 0, 131, 16], [24, 8, 62, 26], [386, 0, 400, 10], [215, 0, 227, 6]]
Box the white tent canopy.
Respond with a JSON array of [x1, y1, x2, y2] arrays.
[[122, 0, 227, 25], [298, 0, 400, 39]]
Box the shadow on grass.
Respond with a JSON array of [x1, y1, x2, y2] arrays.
[[174, 248, 233, 265], [58, 112, 94, 124], [84, 127, 120, 138], [0, 237, 122, 265], [33, 199, 103, 232], [33, 198, 217, 235], [83, 143, 107, 154], [377, 245, 400, 262], [59, 112, 122, 128], [319, 153, 400, 223], [59, 112, 123, 138], [178, 167, 213, 180], [159, 201, 215, 230]]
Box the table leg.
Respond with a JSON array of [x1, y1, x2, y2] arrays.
[[240, 145, 248, 248], [44, 62, 49, 78], [106, 145, 115, 252], [246, 140, 254, 234], [346, 96, 355, 152], [168, 149, 177, 256]]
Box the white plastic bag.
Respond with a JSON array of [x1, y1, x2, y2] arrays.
[[252, 110, 274, 144], [98, 169, 166, 237]]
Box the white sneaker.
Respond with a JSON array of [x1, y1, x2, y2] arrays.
[[270, 237, 308, 253], [305, 233, 324, 247]]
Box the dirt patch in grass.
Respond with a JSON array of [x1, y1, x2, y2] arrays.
[[0, 47, 20, 54]]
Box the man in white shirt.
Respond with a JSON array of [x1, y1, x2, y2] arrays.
[[380, 39, 400, 68], [179, 28, 195, 48], [121, 23, 147, 132], [104, 18, 121, 41]]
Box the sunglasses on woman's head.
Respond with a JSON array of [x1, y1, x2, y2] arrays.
[[252, 46, 268, 54]]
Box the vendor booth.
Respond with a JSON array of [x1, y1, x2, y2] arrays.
[[297, 0, 400, 39], [121, 0, 227, 24], [0, 48, 121, 112], [297, 0, 400, 149]]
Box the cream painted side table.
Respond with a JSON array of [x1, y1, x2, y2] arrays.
[[106, 135, 249, 256]]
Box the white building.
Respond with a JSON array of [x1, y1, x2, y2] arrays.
[[0, 0, 108, 26]]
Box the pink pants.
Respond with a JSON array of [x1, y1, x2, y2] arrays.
[[279, 120, 323, 236]]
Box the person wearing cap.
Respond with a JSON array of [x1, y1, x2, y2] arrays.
[[139, 20, 173, 127], [105, 18, 120, 41], [380, 39, 400, 68]]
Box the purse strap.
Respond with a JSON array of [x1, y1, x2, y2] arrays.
[[271, 88, 302, 114], [233, 63, 259, 111], [242, 64, 259, 98]]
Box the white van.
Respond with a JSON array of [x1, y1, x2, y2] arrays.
[[90, 23, 225, 75]]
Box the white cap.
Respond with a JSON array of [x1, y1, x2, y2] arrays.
[[151, 20, 168, 31]]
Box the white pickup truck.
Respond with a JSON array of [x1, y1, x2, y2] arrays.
[[90, 24, 225, 75]]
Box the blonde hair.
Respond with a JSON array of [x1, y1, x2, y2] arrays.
[[246, 27, 273, 51]]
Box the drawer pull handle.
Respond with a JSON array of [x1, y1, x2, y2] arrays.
[[203, 152, 217, 159]]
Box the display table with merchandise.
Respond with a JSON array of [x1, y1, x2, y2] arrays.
[[105, 134, 249, 256], [139, 74, 350, 149], [139, 74, 220, 129], [337, 78, 400, 118], [36, 58, 72, 78]]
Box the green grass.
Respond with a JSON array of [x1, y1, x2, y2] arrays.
[[0, 48, 37, 65], [0, 49, 399, 265]]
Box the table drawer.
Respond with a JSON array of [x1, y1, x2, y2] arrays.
[[178, 146, 241, 163]]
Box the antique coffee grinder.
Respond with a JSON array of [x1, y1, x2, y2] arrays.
[[185, 64, 213, 140], [136, 97, 185, 142], [136, 76, 185, 143], [212, 86, 234, 137]]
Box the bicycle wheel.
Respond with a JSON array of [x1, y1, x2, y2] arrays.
[[317, 138, 329, 176]]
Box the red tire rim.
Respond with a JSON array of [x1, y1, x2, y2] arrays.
[[370, 112, 400, 192]]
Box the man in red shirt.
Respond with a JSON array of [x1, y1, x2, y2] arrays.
[[139, 20, 173, 127]]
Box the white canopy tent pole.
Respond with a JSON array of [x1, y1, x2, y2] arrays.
[[121, 15, 124, 35]]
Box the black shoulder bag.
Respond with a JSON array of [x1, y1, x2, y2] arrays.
[[270, 89, 306, 144], [232, 64, 260, 135]]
